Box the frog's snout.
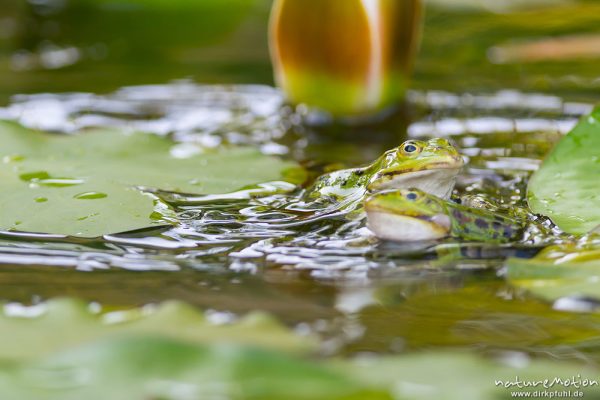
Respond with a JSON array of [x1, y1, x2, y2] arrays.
[[426, 138, 464, 166], [436, 148, 464, 167]]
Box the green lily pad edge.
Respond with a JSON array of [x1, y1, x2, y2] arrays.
[[0, 121, 305, 238], [528, 106, 600, 235], [513, 106, 600, 302]]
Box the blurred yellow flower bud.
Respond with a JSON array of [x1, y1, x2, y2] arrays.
[[269, 0, 422, 118]]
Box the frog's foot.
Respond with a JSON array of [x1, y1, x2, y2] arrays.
[[459, 194, 500, 211]]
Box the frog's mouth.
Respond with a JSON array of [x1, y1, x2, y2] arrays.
[[369, 155, 464, 199], [370, 165, 462, 199], [365, 208, 451, 242]]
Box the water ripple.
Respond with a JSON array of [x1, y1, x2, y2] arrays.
[[0, 84, 592, 275]]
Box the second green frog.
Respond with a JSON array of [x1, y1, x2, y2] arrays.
[[365, 189, 524, 243]]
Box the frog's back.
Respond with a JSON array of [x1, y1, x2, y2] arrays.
[[448, 203, 523, 243], [306, 168, 367, 200]]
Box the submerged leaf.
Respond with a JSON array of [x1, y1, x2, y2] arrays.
[[507, 242, 600, 302], [0, 121, 302, 237], [350, 286, 600, 352], [528, 107, 600, 234]]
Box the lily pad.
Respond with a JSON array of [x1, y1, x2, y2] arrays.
[[528, 107, 600, 234], [0, 121, 302, 237], [0, 299, 598, 399], [507, 243, 600, 302], [1, 335, 599, 399], [343, 352, 600, 400], [0, 336, 389, 400], [0, 298, 315, 361]]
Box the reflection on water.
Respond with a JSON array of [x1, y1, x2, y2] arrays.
[[0, 83, 288, 153], [0, 83, 598, 359], [349, 284, 600, 360]]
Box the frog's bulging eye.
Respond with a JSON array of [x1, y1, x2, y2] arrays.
[[401, 142, 421, 155], [406, 192, 419, 201]]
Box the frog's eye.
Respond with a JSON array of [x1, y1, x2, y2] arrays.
[[406, 192, 419, 201], [401, 142, 421, 155]]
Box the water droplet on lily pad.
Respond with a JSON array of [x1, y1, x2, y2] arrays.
[[3, 154, 24, 163], [41, 179, 85, 187], [74, 192, 108, 200], [20, 171, 50, 182], [20, 171, 84, 187]]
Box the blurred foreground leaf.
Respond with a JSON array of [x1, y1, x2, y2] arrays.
[[528, 107, 600, 234], [0, 121, 302, 237], [342, 352, 600, 400], [0, 336, 388, 400], [0, 298, 315, 362], [0, 333, 599, 399]]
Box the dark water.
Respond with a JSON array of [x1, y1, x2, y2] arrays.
[[1, 0, 600, 362]]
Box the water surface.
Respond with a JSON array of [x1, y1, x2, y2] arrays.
[[0, 0, 600, 363]]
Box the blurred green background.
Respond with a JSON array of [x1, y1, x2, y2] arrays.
[[0, 0, 599, 103]]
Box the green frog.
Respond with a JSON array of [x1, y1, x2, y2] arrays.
[[298, 138, 464, 215], [172, 138, 463, 213], [365, 188, 523, 243]]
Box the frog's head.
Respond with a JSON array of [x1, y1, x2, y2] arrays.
[[365, 188, 451, 242], [367, 138, 463, 199]]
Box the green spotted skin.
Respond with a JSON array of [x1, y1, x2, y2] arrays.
[[365, 189, 524, 243], [305, 138, 463, 202], [445, 202, 523, 243], [306, 166, 371, 200]]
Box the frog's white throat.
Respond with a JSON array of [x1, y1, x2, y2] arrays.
[[366, 211, 451, 242], [370, 168, 460, 199]]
